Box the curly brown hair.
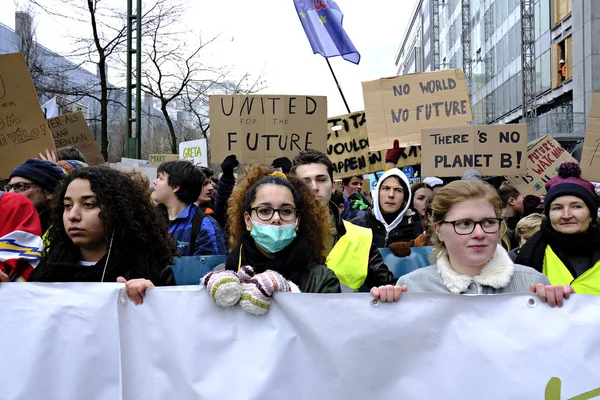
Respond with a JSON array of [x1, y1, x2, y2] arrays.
[[227, 165, 331, 264], [41, 166, 177, 278]]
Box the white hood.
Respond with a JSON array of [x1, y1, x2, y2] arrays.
[[372, 168, 412, 233]]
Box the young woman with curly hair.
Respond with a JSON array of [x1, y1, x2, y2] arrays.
[[225, 165, 340, 293], [29, 166, 177, 290]]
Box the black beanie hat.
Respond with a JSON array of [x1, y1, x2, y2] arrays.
[[9, 159, 65, 192], [544, 162, 598, 217]]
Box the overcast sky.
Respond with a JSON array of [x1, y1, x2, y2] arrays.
[[2, 0, 417, 117]]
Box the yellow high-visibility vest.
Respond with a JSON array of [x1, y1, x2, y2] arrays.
[[326, 221, 371, 291], [543, 246, 600, 295]]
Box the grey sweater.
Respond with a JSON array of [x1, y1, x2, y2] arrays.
[[396, 245, 550, 295]]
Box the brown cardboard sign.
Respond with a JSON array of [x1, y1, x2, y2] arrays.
[[505, 135, 576, 195], [209, 95, 327, 165], [580, 91, 600, 182], [47, 112, 104, 165], [0, 53, 56, 179], [328, 111, 421, 179], [148, 154, 179, 166], [421, 124, 527, 177], [362, 69, 473, 152]]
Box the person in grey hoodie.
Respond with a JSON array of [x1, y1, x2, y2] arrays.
[[370, 179, 574, 307], [351, 168, 421, 248]]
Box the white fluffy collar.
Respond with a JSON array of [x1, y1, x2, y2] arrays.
[[436, 245, 515, 294]]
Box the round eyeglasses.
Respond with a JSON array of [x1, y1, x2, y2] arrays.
[[251, 206, 297, 222]]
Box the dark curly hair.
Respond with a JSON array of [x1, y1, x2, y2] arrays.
[[227, 165, 330, 264], [38, 166, 176, 281]]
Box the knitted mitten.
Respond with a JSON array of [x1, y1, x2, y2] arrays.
[[201, 270, 242, 307], [238, 266, 300, 315]]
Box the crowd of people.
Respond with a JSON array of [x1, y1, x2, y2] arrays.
[[2, 143, 599, 311]]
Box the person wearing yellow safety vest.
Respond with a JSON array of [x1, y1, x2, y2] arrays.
[[516, 162, 600, 295], [291, 150, 397, 292]]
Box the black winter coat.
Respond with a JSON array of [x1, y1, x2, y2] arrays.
[[351, 210, 421, 249]]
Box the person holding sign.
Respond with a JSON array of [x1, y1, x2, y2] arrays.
[[351, 168, 421, 248], [516, 163, 600, 295], [29, 167, 176, 286], [224, 166, 340, 293], [372, 179, 573, 307]]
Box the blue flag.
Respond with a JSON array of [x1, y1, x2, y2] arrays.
[[294, 0, 360, 64]]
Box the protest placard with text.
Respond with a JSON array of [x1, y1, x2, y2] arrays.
[[505, 135, 576, 195], [580, 91, 600, 182], [47, 112, 104, 165], [179, 139, 208, 166], [0, 53, 56, 179], [421, 124, 527, 177], [362, 69, 473, 152], [209, 95, 327, 165], [327, 111, 421, 179], [148, 154, 179, 166]]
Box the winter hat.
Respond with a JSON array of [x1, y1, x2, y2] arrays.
[[461, 169, 482, 181], [422, 177, 444, 188], [57, 160, 88, 174], [9, 158, 64, 192], [544, 162, 598, 217]]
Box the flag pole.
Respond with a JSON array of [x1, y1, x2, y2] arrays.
[[325, 58, 351, 114]]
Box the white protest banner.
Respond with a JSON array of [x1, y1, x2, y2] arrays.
[[580, 90, 600, 182], [0, 53, 56, 179], [0, 283, 121, 399], [506, 135, 577, 195], [47, 111, 105, 165], [421, 124, 527, 177], [328, 111, 421, 179], [3, 285, 600, 399], [209, 95, 327, 165], [362, 69, 473, 151], [179, 138, 208, 166]]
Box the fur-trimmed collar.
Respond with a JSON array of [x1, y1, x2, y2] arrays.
[[436, 245, 515, 294]]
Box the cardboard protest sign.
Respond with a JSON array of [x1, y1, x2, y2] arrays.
[[47, 112, 104, 165], [0, 53, 56, 179], [421, 124, 527, 177], [209, 95, 327, 165], [179, 139, 208, 166], [327, 111, 421, 179], [580, 91, 600, 182], [505, 135, 577, 195], [362, 69, 473, 152], [148, 154, 179, 166]]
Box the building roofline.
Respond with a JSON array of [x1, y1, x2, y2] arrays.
[[395, 0, 424, 66]]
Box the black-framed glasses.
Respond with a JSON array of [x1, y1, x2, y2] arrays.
[[251, 206, 297, 222], [441, 218, 503, 235], [4, 182, 36, 193]]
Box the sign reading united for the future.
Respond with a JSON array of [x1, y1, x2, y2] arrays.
[[209, 95, 327, 165], [362, 69, 473, 151]]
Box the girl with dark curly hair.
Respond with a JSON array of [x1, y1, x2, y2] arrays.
[[225, 165, 340, 293], [29, 166, 177, 289]]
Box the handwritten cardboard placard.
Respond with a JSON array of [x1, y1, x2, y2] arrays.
[[421, 124, 527, 177], [179, 139, 208, 166], [47, 112, 104, 165], [580, 91, 600, 182], [148, 153, 179, 166], [0, 53, 56, 179], [209, 95, 327, 165], [362, 69, 473, 152], [505, 135, 576, 195], [328, 111, 421, 179]]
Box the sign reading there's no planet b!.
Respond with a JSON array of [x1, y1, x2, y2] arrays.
[[421, 124, 528, 177], [208, 95, 327, 166]]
